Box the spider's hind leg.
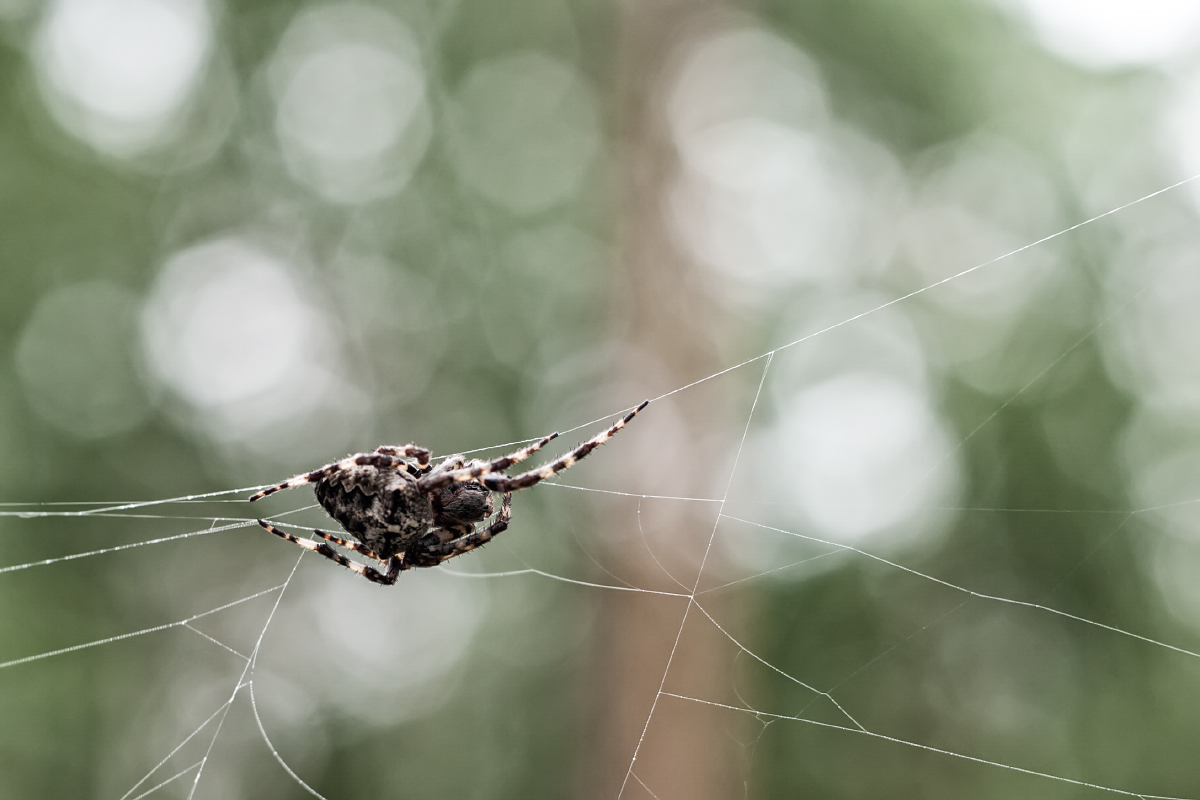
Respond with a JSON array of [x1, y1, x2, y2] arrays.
[[257, 520, 401, 585], [249, 453, 417, 501], [374, 443, 431, 467], [248, 471, 325, 502]]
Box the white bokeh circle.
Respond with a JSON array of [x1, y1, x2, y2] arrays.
[[1000, 0, 1200, 68], [269, 4, 431, 204], [141, 236, 364, 456], [770, 372, 957, 542], [665, 27, 895, 292], [32, 0, 212, 155]]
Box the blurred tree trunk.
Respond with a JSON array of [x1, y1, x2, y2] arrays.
[[579, 2, 743, 798]]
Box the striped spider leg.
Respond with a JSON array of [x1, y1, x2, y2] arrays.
[[256, 519, 403, 585]]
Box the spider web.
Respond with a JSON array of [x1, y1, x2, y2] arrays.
[[4, 175, 1200, 799]]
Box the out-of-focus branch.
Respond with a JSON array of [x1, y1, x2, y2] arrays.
[[579, 2, 744, 798]]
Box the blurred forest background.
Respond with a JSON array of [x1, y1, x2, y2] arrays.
[[4, 0, 1200, 798]]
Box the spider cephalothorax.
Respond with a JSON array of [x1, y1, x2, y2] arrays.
[[248, 400, 648, 584]]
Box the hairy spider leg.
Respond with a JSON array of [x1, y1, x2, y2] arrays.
[[406, 493, 513, 568], [483, 400, 649, 493], [249, 453, 418, 502], [418, 431, 561, 492], [308, 527, 387, 562], [258, 520, 388, 562], [257, 520, 402, 585], [374, 443, 431, 467]]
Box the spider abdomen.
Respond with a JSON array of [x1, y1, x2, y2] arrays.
[[314, 466, 433, 558]]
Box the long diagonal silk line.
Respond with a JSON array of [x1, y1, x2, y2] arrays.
[[462, 171, 1200, 458], [0, 520, 254, 575], [0, 486, 271, 518], [126, 762, 203, 800], [0, 507, 316, 576]]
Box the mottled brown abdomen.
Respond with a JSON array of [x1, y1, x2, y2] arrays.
[[314, 466, 434, 558]]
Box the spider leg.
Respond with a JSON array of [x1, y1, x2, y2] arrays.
[[374, 443, 431, 467], [418, 432, 560, 492], [430, 516, 474, 538], [249, 453, 417, 501], [310, 528, 387, 563], [435, 455, 467, 473], [404, 493, 513, 568], [263, 521, 387, 562], [483, 400, 649, 493], [257, 520, 401, 585]]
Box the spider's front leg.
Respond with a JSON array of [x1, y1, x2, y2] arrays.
[[483, 400, 649, 493], [418, 431, 559, 493], [404, 493, 513, 568]]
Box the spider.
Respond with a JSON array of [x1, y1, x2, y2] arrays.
[[249, 400, 648, 584]]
